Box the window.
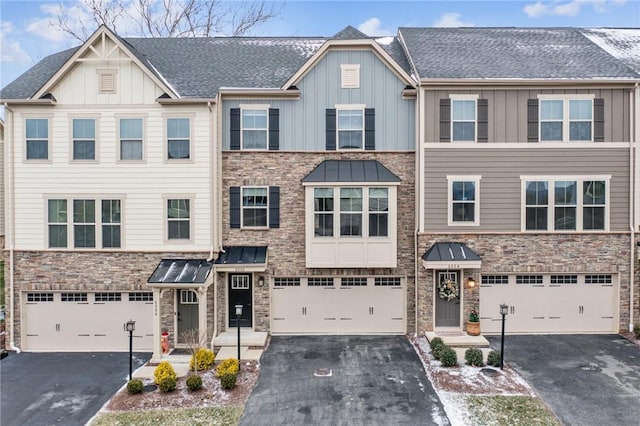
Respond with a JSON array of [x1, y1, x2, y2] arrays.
[[341, 64, 360, 88], [340, 188, 362, 236], [27, 293, 54, 302], [129, 292, 153, 301], [314, 188, 334, 237], [242, 109, 268, 149], [273, 278, 301, 287], [539, 97, 593, 142], [242, 187, 268, 228], [337, 109, 364, 149], [48, 199, 68, 248], [516, 275, 543, 285], [374, 277, 402, 287], [72, 118, 96, 160], [451, 98, 476, 142], [26, 118, 49, 160], [231, 275, 250, 290], [368, 188, 388, 237], [167, 199, 190, 240], [119, 118, 143, 160], [448, 177, 480, 226], [585, 275, 612, 284], [550, 275, 577, 284], [307, 277, 334, 287], [167, 118, 190, 159], [180, 289, 198, 304], [61, 292, 88, 302], [341, 277, 367, 286], [522, 177, 608, 231], [95, 292, 121, 302], [74, 200, 96, 248], [481, 275, 509, 285], [102, 200, 121, 248]]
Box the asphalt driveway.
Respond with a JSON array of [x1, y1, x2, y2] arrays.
[[240, 335, 448, 426], [487, 334, 640, 426], [0, 351, 150, 425]]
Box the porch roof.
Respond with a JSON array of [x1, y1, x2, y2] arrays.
[[422, 242, 481, 269], [147, 258, 213, 287], [214, 246, 268, 272]]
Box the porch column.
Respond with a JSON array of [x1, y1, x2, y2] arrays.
[[151, 288, 163, 363], [198, 287, 208, 346]]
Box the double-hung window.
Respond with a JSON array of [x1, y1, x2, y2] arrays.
[[448, 176, 480, 226], [368, 188, 388, 237], [47, 198, 122, 248], [539, 96, 593, 142], [340, 188, 363, 236], [167, 199, 190, 240], [451, 97, 477, 142], [102, 200, 121, 248], [167, 118, 190, 159], [119, 118, 143, 160], [524, 181, 548, 230], [73, 200, 96, 248], [314, 188, 334, 237], [72, 118, 96, 160], [26, 118, 49, 160], [242, 187, 268, 228], [241, 109, 268, 149], [48, 200, 68, 248], [337, 108, 364, 149]]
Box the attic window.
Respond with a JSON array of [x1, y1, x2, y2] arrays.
[[98, 70, 117, 94], [341, 64, 360, 89]]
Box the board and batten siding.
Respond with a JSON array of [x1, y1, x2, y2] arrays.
[[10, 105, 214, 251], [423, 89, 630, 143], [424, 147, 630, 232], [222, 50, 415, 151]]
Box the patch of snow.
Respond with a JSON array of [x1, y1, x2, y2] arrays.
[[386, 376, 406, 385], [375, 36, 395, 46]]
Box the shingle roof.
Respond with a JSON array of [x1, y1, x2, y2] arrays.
[[581, 28, 640, 74], [302, 160, 401, 183], [333, 26, 369, 40], [398, 27, 640, 80]]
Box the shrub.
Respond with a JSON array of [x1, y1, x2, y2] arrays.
[[465, 347, 484, 367], [190, 348, 215, 371], [154, 361, 177, 385], [158, 376, 177, 393], [440, 346, 458, 367], [126, 379, 144, 394], [216, 358, 240, 378], [220, 373, 237, 390], [432, 342, 446, 360], [634, 324, 640, 339], [186, 374, 203, 391], [487, 350, 501, 367], [429, 337, 444, 351]]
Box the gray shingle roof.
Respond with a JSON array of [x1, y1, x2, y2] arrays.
[[399, 27, 640, 80], [333, 26, 369, 40], [581, 28, 640, 74], [302, 160, 401, 183]]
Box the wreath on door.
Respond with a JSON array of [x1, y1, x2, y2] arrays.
[[438, 277, 459, 301]]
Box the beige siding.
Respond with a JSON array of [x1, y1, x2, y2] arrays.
[[424, 147, 630, 232], [423, 88, 631, 143]]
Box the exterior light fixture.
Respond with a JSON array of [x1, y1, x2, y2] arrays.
[[235, 305, 243, 370], [125, 320, 136, 380], [467, 277, 476, 289], [499, 303, 508, 370], [258, 276, 265, 287]]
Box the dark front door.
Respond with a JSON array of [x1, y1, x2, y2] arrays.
[[177, 289, 199, 343], [435, 271, 461, 327], [228, 274, 253, 328]]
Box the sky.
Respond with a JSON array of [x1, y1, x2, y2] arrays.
[[1, 0, 639, 91]]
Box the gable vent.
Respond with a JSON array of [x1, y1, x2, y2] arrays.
[[341, 64, 360, 89], [98, 70, 117, 93]]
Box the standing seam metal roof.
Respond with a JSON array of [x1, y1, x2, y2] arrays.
[[302, 160, 401, 183]]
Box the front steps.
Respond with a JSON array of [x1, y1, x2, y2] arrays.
[[426, 330, 494, 362], [213, 330, 268, 361]]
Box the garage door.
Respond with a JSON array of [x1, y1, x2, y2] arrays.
[[23, 291, 153, 351], [271, 277, 405, 334], [480, 274, 617, 334]]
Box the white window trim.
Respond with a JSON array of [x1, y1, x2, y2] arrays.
[[69, 116, 100, 163], [240, 186, 269, 229], [163, 115, 195, 163], [335, 104, 366, 151], [164, 195, 194, 243], [450, 94, 479, 143], [447, 175, 481, 226], [239, 104, 270, 151], [23, 115, 53, 163], [520, 175, 611, 232], [341, 64, 361, 88], [537, 94, 595, 143], [116, 115, 146, 163]]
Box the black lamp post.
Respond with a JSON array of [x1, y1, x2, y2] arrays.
[[499, 304, 508, 370], [125, 320, 136, 380], [235, 304, 243, 370]]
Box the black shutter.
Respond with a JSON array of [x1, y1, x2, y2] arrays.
[[230, 187, 241, 228], [527, 99, 539, 142], [230, 108, 241, 150], [268, 108, 279, 150], [594, 98, 604, 142], [477, 99, 488, 143], [439, 99, 451, 142], [326, 109, 336, 150], [269, 186, 280, 228], [364, 108, 375, 150]]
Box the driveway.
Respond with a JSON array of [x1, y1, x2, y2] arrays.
[[240, 335, 448, 425], [1, 351, 150, 425], [487, 334, 640, 426]]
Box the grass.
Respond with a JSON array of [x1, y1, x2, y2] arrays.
[[89, 407, 243, 426], [465, 395, 560, 426]]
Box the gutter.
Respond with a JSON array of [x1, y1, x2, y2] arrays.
[[631, 83, 639, 332]]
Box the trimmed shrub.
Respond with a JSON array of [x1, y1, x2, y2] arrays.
[[487, 350, 501, 367], [216, 358, 240, 378], [429, 337, 444, 351], [465, 347, 484, 367], [220, 373, 237, 390], [634, 324, 640, 339], [154, 361, 177, 385], [126, 378, 144, 394], [432, 342, 446, 360], [190, 348, 215, 371], [186, 374, 203, 391], [158, 376, 177, 393], [440, 346, 458, 367]]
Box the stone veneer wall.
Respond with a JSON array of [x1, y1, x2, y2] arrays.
[[417, 233, 632, 333], [222, 151, 416, 333]]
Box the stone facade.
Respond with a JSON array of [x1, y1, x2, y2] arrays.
[[417, 233, 632, 333], [221, 151, 417, 333]]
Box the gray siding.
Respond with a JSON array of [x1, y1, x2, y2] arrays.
[[424, 147, 630, 232], [222, 50, 415, 151], [424, 88, 630, 143]]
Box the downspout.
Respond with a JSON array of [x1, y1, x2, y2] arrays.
[[414, 89, 422, 335], [630, 83, 638, 332], [5, 104, 20, 352], [207, 101, 215, 262]]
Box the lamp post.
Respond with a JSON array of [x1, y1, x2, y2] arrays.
[[125, 320, 136, 380], [499, 304, 508, 370], [235, 304, 243, 370]]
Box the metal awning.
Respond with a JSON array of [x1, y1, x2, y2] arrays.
[[147, 259, 213, 287], [214, 246, 268, 272], [302, 160, 401, 184], [422, 242, 481, 269]]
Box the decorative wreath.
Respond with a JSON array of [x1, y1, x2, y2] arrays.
[[438, 278, 459, 301]]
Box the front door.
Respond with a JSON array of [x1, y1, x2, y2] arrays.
[[177, 289, 199, 343], [228, 274, 253, 328], [435, 271, 461, 327]]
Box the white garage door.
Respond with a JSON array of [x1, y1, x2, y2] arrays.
[[23, 291, 154, 351], [271, 277, 405, 334], [480, 274, 617, 334]]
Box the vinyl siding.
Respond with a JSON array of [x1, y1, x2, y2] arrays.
[[424, 147, 630, 232]]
